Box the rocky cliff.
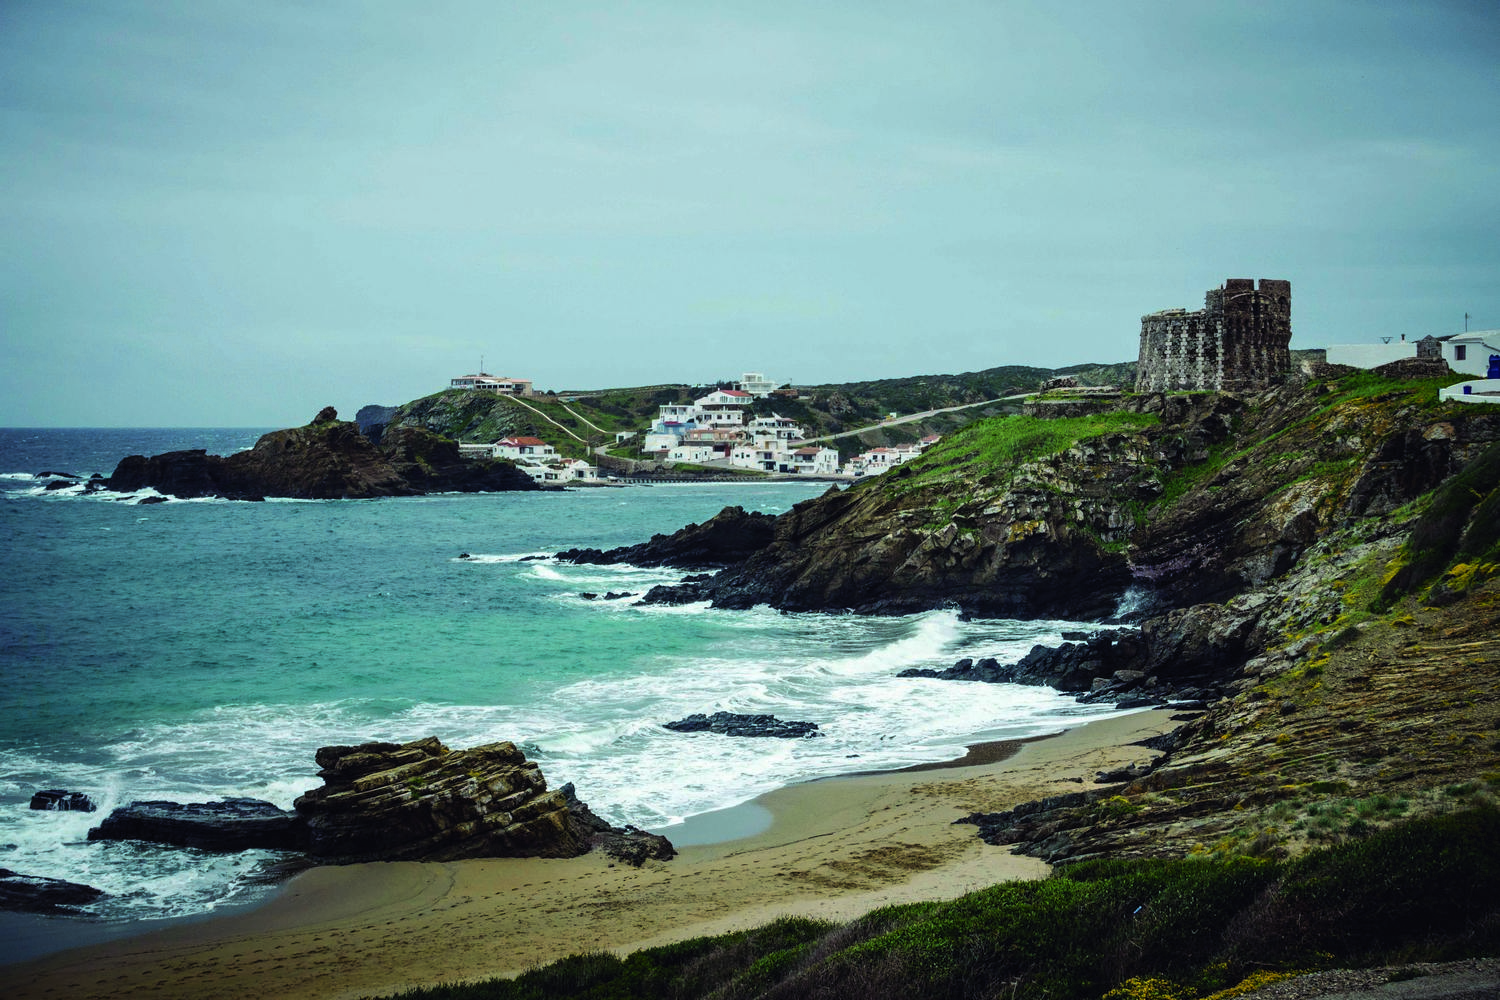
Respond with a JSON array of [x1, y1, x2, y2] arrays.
[[106, 407, 539, 500], [601, 365, 1500, 863]]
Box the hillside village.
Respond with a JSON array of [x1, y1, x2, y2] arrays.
[[433, 280, 1500, 487], [448, 370, 944, 483]]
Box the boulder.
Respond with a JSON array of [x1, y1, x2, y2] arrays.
[[87, 797, 304, 851], [0, 869, 105, 914], [663, 712, 821, 739], [30, 789, 96, 812], [293, 737, 589, 863], [559, 783, 675, 867]]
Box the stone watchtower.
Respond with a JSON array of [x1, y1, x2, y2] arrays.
[[1135, 278, 1292, 393]]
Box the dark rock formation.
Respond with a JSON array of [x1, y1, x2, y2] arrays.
[[292, 737, 589, 863], [105, 408, 540, 501], [0, 869, 105, 914], [379, 425, 538, 493], [663, 712, 821, 739], [560, 783, 675, 867], [30, 789, 96, 812], [558, 505, 777, 569], [954, 788, 1118, 862], [1373, 357, 1454, 380], [80, 738, 669, 869], [355, 403, 400, 444], [87, 797, 304, 851]]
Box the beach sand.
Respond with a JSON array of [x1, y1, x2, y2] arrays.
[[5, 710, 1175, 1000]]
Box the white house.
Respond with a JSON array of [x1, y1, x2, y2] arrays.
[[516, 456, 599, 484], [641, 391, 755, 452], [450, 373, 534, 396], [667, 443, 719, 465], [789, 446, 840, 475], [746, 414, 805, 440], [493, 436, 558, 461], [735, 373, 781, 397]]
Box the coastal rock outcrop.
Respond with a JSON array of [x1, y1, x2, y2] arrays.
[[557, 505, 778, 569], [292, 736, 589, 863], [87, 797, 305, 851], [106, 408, 540, 500], [82, 738, 671, 867], [663, 712, 822, 739]]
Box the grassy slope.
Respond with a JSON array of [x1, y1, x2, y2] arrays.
[[375, 808, 1500, 1000]]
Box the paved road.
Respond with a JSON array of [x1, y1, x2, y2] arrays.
[[799, 395, 1025, 445]]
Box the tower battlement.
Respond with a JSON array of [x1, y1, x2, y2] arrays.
[[1135, 279, 1291, 393]]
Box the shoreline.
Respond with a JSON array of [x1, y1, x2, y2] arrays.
[[3, 709, 1175, 1000]]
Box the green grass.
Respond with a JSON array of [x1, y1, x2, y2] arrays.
[[886, 411, 1161, 493], [371, 806, 1500, 1000]]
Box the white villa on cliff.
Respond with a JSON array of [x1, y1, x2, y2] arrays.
[[449, 373, 535, 396]]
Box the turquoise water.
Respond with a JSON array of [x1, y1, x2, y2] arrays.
[[0, 429, 1122, 931]]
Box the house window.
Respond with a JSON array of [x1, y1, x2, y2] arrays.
[[1456, 345, 1468, 361]]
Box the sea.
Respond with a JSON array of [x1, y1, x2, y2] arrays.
[[0, 428, 1128, 951]]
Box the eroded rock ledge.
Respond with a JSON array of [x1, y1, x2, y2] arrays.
[[557, 505, 778, 569]]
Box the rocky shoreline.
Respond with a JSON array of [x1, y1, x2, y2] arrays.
[[551, 364, 1500, 866], [4, 737, 672, 916]]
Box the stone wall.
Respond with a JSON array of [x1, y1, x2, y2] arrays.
[[1135, 279, 1291, 392]]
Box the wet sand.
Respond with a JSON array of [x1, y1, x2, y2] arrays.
[[5, 710, 1175, 1000]]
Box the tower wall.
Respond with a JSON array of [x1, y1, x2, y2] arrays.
[[1135, 279, 1291, 393]]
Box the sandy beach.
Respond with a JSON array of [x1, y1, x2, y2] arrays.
[[5, 710, 1175, 1000]]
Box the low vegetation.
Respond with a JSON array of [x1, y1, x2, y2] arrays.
[[373, 807, 1500, 1000], [883, 411, 1160, 493]]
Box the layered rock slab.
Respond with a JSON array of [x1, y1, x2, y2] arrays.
[[292, 737, 588, 863]]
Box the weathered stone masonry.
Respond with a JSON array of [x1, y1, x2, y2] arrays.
[[1135, 278, 1291, 392]]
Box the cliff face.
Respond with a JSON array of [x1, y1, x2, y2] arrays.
[[106, 409, 538, 500], [642, 372, 1499, 625], [622, 365, 1500, 865]]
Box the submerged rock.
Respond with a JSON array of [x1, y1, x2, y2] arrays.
[[29, 789, 96, 812], [663, 712, 821, 739], [0, 869, 105, 914], [88, 797, 304, 851]]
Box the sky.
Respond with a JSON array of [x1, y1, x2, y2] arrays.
[[2, 2, 1497, 427]]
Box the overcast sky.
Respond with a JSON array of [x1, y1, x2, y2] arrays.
[[2, 2, 1497, 426]]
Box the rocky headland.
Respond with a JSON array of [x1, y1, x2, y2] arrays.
[[578, 363, 1500, 863], [102, 407, 539, 500]]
